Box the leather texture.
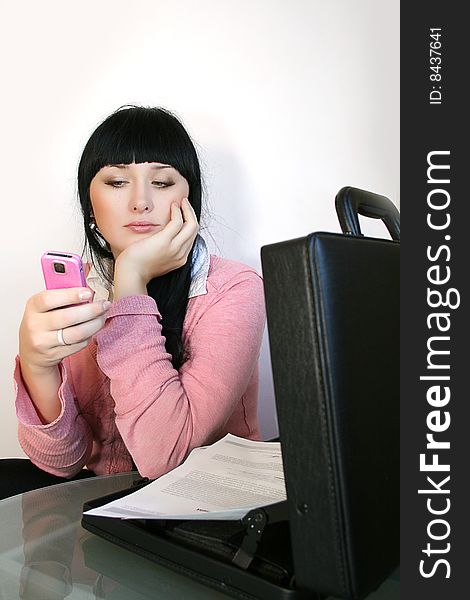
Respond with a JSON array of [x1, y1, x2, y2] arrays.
[[261, 232, 399, 599]]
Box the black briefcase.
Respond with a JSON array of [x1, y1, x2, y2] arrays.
[[82, 187, 400, 600], [260, 187, 400, 599]]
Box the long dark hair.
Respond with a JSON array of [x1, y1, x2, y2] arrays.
[[78, 105, 203, 370]]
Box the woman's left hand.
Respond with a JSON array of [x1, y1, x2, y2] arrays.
[[113, 198, 199, 297]]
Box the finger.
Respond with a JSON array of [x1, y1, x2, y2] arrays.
[[31, 288, 94, 313], [54, 339, 90, 358], [180, 197, 199, 224], [53, 313, 107, 347], [175, 198, 199, 243], [47, 300, 111, 331], [165, 229, 199, 272], [181, 233, 200, 262], [160, 202, 185, 239], [172, 210, 199, 247], [173, 225, 199, 258]]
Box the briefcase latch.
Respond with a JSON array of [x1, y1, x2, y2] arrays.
[[232, 500, 288, 571], [232, 508, 267, 570]]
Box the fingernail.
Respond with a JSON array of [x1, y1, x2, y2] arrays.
[[79, 290, 93, 300], [103, 301, 112, 310]]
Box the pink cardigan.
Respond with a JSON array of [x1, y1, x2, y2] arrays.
[[14, 255, 266, 479]]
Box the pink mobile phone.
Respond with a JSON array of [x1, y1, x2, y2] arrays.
[[41, 251, 88, 293]]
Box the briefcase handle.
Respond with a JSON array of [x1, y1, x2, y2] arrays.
[[335, 186, 400, 241]]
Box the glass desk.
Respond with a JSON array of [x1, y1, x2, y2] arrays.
[[0, 473, 399, 599]]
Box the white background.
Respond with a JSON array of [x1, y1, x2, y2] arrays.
[[0, 0, 399, 458]]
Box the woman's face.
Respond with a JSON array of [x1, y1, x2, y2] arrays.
[[89, 162, 190, 258]]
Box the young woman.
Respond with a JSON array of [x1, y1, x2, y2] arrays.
[[2, 106, 266, 499]]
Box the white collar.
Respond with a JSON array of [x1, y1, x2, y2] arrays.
[[86, 235, 210, 302]]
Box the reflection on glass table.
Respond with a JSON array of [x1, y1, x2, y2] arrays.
[[0, 473, 399, 599]]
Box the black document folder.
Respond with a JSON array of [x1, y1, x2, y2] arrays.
[[83, 485, 298, 599], [82, 187, 400, 600]]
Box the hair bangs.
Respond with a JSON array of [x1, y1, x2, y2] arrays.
[[82, 106, 197, 184]]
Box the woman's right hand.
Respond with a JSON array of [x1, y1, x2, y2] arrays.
[[19, 287, 111, 374]]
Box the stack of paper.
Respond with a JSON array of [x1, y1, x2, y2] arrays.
[[84, 434, 286, 520]]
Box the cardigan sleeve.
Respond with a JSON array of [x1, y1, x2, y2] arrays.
[[14, 356, 94, 477], [94, 270, 266, 479]]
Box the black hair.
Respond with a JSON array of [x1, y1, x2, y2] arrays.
[[78, 105, 203, 370]]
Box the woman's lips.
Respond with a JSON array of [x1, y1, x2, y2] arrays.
[[125, 223, 159, 233]]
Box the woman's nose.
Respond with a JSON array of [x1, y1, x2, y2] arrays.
[[130, 182, 154, 213]]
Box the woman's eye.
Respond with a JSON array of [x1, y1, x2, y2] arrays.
[[105, 180, 127, 187], [152, 181, 172, 188]]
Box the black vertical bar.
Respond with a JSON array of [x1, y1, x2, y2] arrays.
[[401, 3, 467, 598]]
